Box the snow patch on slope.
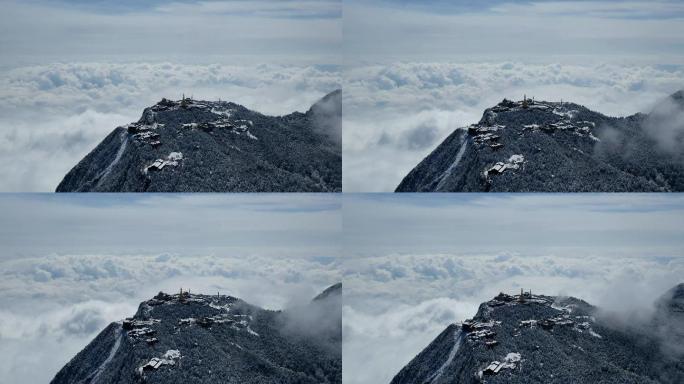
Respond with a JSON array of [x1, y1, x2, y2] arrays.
[[144, 152, 184, 174], [434, 137, 468, 190], [427, 328, 463, 383], [486, 154, 525, 176], [89, 325, 123, 384], [95, 130, 128, 188]]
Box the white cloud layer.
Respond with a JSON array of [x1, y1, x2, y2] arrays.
[[342, 253, 684, 384], [0, 253, 340, 383], [0, 62, 340, 191], [343, 62, 684, 191]]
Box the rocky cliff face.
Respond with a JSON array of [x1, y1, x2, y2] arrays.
[[396, 91, 684, 192], [56, 90, 341, 192], [51, 284, 341, 384], [391, 285, 684, 384]]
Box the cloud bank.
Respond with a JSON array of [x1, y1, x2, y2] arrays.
[[644, 93, 684, 156], [343, 62, 684, 191], [0, 62, 340, 191]]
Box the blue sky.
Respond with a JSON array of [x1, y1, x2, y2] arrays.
[[0, 0, 342, 65], [8, 0, 681, 65], [0, 193, 341, 259], [27, 0, 176, 12], [344, 0, 684, 62], [343, 193, 684, 256], [48, 0, 342, 17], [364, 0, 684, 18]]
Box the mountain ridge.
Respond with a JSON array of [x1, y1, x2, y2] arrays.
[[396, 90, 684, 192], [391, 285, 684, 384], [56, 90, 341, 192], [51, 284, 342, 384]]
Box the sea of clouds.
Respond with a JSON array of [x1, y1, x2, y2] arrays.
[[342, 252, 684, 384], [343, 62, 684, 191], [0, 62, 341, 191], [0, 253, 340, 383]]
